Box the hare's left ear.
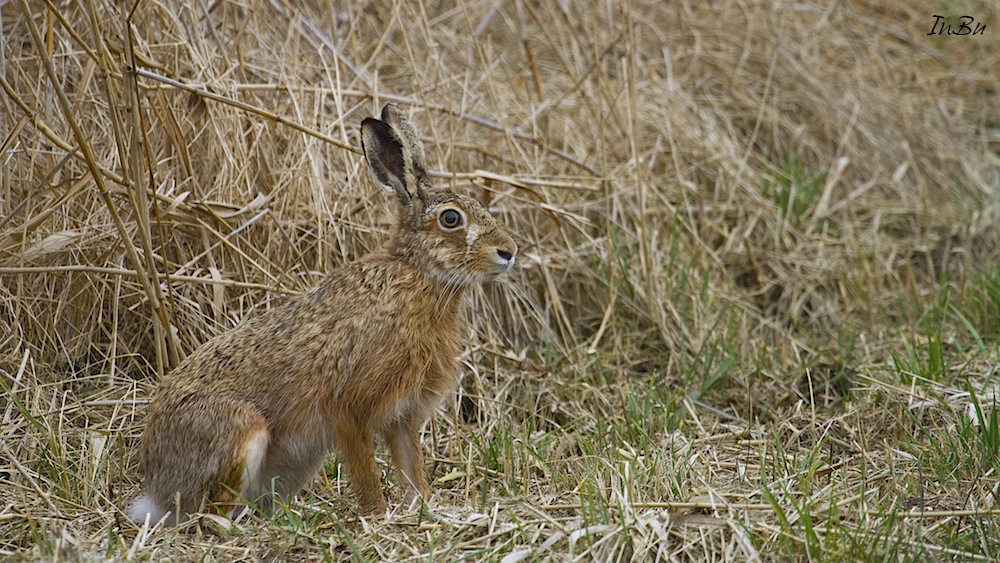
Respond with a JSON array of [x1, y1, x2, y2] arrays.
[[360, 105, 429, 209]]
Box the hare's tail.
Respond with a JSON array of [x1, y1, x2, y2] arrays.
[[127, 494, 169, 525]]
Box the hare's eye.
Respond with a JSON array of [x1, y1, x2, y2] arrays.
[[438, 208, 464, 230]]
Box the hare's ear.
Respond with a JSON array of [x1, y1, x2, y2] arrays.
[[361, 106, 429, 207], [380, 104, 427, 172], [361, 118, 409, 200]]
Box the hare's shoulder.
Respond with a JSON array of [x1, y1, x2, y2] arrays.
[[308, 251, 434, 305]]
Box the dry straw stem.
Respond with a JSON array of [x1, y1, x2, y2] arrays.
[[2, 0, 1000, 560]]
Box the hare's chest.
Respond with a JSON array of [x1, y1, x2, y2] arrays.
[[419, 346, 461, 395], [389, 331, 463, 416]]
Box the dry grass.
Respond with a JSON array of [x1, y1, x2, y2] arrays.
[[2, 0, 1000, 560]]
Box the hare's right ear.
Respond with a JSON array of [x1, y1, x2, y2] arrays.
[[379, 104, 427, 170], [361, 105, 428, 209]]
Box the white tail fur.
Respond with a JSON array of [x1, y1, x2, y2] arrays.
[[126, 494, 169, 526]]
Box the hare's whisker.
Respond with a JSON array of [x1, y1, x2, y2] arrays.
[[435, 258, 477, 317], [435, 262, 472, 317]]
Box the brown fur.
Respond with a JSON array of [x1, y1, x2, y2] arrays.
[[128, 105, 517, 525]]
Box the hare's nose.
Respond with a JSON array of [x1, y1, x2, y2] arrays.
[[497, 249, 513, 261]]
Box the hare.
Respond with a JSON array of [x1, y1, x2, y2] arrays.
[[127, 104, 517, 525]]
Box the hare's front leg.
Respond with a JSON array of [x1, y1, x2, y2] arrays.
[[385, 412, 432, 502], [333, 420, 386, 515]]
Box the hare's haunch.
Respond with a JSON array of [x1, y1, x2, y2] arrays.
[[128, 104, 517, 525]]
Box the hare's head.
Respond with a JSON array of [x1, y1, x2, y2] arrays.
[[361, 104, 517, 286]]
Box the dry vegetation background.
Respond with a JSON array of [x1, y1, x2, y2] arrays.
[[2, 0, 1000, 560]]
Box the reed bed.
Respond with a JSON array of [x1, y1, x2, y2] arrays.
[[2, 0, 999, 560]]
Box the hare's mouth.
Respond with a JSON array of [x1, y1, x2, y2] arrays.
[[489, 262, 514, 279]]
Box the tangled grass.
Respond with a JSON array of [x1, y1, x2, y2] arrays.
[[2, 0, 999, 560]]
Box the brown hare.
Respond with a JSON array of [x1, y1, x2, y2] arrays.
[[127, 104, 517, 525]]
